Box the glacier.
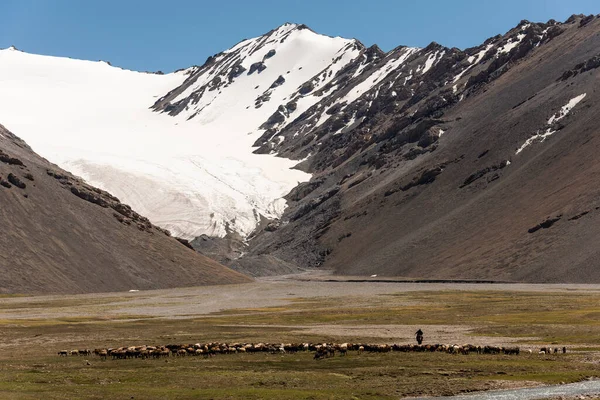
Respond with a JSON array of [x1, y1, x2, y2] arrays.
[[0, 24, 359, 239]]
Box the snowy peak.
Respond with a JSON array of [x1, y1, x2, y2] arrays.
[[151, 24, 363, 127], [1, 16, 598, 249], [0, 22, 369, 242]]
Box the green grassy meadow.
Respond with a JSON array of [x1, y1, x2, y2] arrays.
[[0, 288, 599, 399]]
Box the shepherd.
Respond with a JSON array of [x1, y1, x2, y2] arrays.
[[415, 328, 424, 345]]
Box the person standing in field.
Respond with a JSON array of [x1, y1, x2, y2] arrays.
[[415, 329, 424, 345]]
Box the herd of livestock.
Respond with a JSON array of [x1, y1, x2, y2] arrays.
[[58, 342, 566, 360]]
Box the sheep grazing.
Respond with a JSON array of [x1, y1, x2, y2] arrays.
[[98, 350, 108, 359], [313, 347, 328, 360], [153, 349, 170, 358], [66, 340, 559, 362], [539, 346, 559, 355]]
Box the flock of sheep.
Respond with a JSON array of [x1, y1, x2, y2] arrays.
[[57, 342, 565, 360]]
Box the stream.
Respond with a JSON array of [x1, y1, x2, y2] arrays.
[[413, 380, 600, 399]]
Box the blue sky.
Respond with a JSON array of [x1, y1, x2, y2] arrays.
[[0, 0, 597, 73]]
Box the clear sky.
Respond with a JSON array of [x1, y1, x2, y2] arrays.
[[0, 0, 597, 73]]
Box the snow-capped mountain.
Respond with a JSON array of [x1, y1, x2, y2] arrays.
[[229, 14, 600, 282], [0, 23, 361, 239], [3, 15, 600, 283]]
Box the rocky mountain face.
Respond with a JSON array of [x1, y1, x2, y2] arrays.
[[0, 125, 251, 293], [174, 15, 600, 282], [3, 15, 600, 285], [151, 24, 363, 123]]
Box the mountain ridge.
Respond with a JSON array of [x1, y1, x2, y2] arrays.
[[2, 14, 600, 283], [223, 14, 600, 282]]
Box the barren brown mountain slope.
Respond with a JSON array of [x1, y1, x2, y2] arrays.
[[238, 15, 600, 282], [326, 22, 600, 282], [0, 125, 251, 294]]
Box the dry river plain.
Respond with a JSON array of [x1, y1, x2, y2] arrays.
[[1, 272, 600, 399]]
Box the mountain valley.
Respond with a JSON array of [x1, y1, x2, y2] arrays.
[[2, 14, 600, 290]]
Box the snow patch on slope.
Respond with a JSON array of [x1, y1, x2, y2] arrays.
[[515, 94, 586, 155], [421, 50, 444, 75], [453, 44, 494, 84], [312, 47, 418, 129], [467, 44, 493, 64], [497, 34, 526, 55], [547, 93, 587, 124], [515, 129, 557, 155], [341, 48, 418, 106]]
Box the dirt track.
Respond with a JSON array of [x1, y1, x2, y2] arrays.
[[2, 271, 600, 321]]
